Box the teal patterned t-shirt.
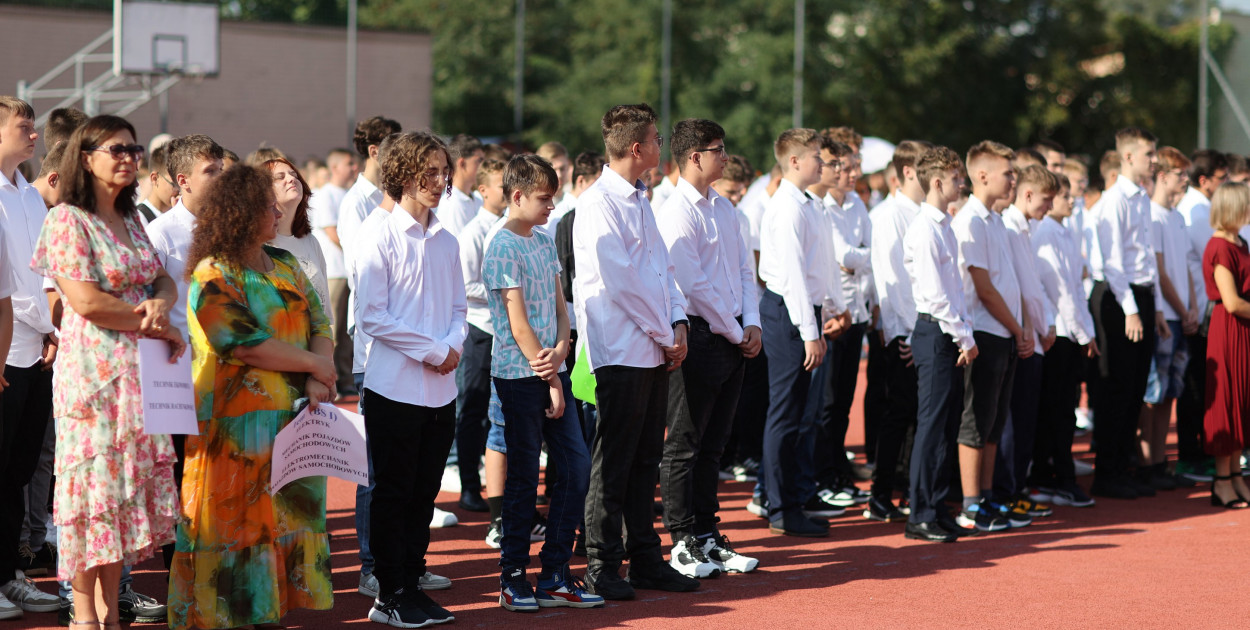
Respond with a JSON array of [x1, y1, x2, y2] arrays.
[[483, 226, 567, 379]]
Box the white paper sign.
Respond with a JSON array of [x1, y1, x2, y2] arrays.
[[269, 403, 369, 494], [138, 338, 199, 435]]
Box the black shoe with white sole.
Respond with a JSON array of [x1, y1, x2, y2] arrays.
[[369, 590, 434, 628]]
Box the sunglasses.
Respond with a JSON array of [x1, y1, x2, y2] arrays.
[[89, 144, 146, 160]]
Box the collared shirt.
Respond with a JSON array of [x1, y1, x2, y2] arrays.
[[459, 207, 505, 336], [950, 195, 1021, 339], [650, 175, 678, 210], [338, 175, 384, 291], [349, 207, 390, 374], [572, 165, 687, 371], [438, 186, 482, 238], [870, 192, 920, 341], [356, 208, 467, 407], [309, 182, 348, 279], [737, 174, 772, 252], [656, 178, 760, 345], [0, 169, 52, 367], [1150, 200, 1194, 321], [1176, 186, 1212, 314], [825, 191, 873, 324], [1093, 175, 1160, 316], [145, 200, 196, 334], [906, 202, 975, 350], [1033, 216, 1096, 344], [1003, 205, 1056, 354], [759, 179, 845, 341]]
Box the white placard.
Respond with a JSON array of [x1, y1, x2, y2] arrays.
[[269, 403, 368, 494], [138, 338, 199, 435]]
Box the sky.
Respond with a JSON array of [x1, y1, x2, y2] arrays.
[[1224, 0, 1250, 13]]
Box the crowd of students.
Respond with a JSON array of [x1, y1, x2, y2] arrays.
[[0, 96, 1248, 629]]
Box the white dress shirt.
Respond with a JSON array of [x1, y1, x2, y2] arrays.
[[650, 175, 678, 211], [737, 175, 772, 252], [1003, 206, 1056, 355], [824, 191, 873, 324], [656, 178, 760, 345], [1033, 216, 1096, 344], [1150, 201, 1195, 321], [1176, 186, 1213, 315], [758, 179, 845, 341], [356, 208, 467, 407], [870, 192, 920, 341], [572, 166, 687, 371], [349, 207, 390, 375], [950, 196, 1021, 340], [438, 186, 482, 238], [309, 182, 347, 280], [145, 200, 196, 334], [0, 170, 53, 368], [459, 207, 504, 336], [338, 175, 384, 290], [906, 202, 975, 351], [1093, 175, 1160, 316]]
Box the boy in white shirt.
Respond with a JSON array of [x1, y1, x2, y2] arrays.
[[309, 148, 359, 396], [949, 141, 1026, 533], [1139, 146, 1198, 490], [903, 145, 978, 543], [356, 131, 464, 628], [757, 128, 849, 538], [573, 103, 693, 599], [440, 134, 485, 236]]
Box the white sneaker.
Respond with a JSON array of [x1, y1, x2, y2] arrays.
[[419, 571, 452, 591], [700, 535, 758, 573], [1073, 458, 1095, 476], [430, 507, 458, 528], [0, 592, 21, 620], [485, 519, 503, 549], [668, 536, 720, 578], [358, 572, 379, 598], [1, 576, 59, 613]]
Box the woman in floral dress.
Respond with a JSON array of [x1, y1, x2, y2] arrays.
[[32, 115, 185, 628], [167, 164, 337, 629]]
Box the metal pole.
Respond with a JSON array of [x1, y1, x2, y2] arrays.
[[1198, 0, 1208, 148], [347, 0, 358, 145], [661, 0, 671, 165], [159, 87, 168, 133], [514, 0, 525, 141], [793, 0, 805, 128]]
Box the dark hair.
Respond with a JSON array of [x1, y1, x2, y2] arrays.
[[447, 134, 484, 162], [57, 114, 140, 217], [166, 134, 224, 182], [670, 118, 725, 168], [1014, 147, 1046, 168], [42, 107, 87, 150], [264, 157, 314, 238], [353, 115, 402, 158], [483, 143, 513, 162], [380, 132, 452, 201], [820, 139, 855, 159], [186, 164, 274, 279], [1033, 139, 1065, 155], [892, 140, 934, 179], [503, 154, 559, 200], [1115, 127, 1157, 152], [602, 103, 657, 161], [722, 154, 754, 185], [572, 151, 606, 180], [1188, 149, 1228, 184], [37, 142, 67, 180], [1226, 152, 1248, 176]]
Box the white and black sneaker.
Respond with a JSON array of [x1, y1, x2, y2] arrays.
[[700, 534, 758, 573], [669, 534, 721, 578], [803, 490, 847, 518], [485, 519, 503, 549], [823, 480, 871, 507], [746, 495, 769, 518], [369, 589, 433, 628]]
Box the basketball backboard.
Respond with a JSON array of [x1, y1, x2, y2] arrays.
[[113, 0, 220, 76]]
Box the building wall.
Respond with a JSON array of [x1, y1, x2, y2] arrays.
[[1, 5, 432, 162], [1212, 10, 1250, 155]]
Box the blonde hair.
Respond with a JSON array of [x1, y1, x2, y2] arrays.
[[966, 140, 1015, 170], [1018, 164, 1060, 195], [916, 146, 963, 194], [773, 128, 819, 166], [1209, 181, 1250, 232]]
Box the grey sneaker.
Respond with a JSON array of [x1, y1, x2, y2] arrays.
[[0, 576, 59, 613], [0, 592, 21, 620], [118, 583, 167, 623], [419, 571, 452, 591], [358, 572, 379, 598]]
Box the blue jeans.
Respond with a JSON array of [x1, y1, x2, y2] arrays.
[[496, 373, 589, 574], [353, 372, 375, 575]]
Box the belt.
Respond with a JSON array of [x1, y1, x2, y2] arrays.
[[690, 314, 744, 328], [918, 313, 938, 323]]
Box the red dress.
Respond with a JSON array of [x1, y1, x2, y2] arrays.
[[1203, 235, 1250, 456]]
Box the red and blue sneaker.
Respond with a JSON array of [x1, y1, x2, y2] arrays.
[[499, 567, 539, 612], [535, 566, 606, 609]]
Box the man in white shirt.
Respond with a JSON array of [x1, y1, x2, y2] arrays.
[[438, 134, 484, 237], [656, 119, 761, 578], [1174, 149, 1229, 481], [573, 104, 692, 599], [309, 148, 359, 396], [649, 161, 679, 209], [1089, 127, 1166, 500], [0, 97, 56, 617], [756, 128, 848, 538], [866, 140, 929, 522], [136, 145, 176, 226], [536, 141, 572, 217], [339, 117, 401, 287], [903, 145, 978, 543], [736, 164, 782, 255], [356, 132, 463, 628]]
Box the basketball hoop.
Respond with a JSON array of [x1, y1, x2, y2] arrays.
[[114, 0, 219, 77]]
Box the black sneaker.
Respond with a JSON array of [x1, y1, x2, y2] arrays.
[[1051, 484, 1096, 507], [17, 543, 55, 578], [1148, 465, 1178, 491], [369, 589, 433, 628], [118, 584, 167, 623], [586, 564, 635, 601], [972, 500, 1010, 532], [627, 561, 700, 592], [405, 589, 454, 624], [745, 495, 769, 518], [1091, 475, 1138, 499], [802, 492, 847, 518], [863, 496, 906, 522], [732, 458, 761, 482], [769, 510, 829, 537], [57, 598, 72, 626]]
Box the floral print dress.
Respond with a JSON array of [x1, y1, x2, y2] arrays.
[[31, 204, 180, 580], [168, 246, 334, 629]]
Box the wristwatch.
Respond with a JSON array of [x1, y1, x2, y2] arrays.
[[672, 319, 689, 330]]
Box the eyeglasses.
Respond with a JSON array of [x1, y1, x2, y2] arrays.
[[820, 160, 844, 171], [653, 135, 664, 148], [693, 145, 727, 157], [89, 144, 146, 160]]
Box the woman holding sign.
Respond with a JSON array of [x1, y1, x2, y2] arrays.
[[32, 114, 186, 629], [167, 164, 336, 630]]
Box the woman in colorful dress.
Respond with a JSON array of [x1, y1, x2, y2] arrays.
[[167, 164, 337, 629], [32, 114, 185, 629], [1203, 181, 1250, 509]]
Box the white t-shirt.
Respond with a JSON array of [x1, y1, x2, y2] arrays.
[[309, 183, 348, 279], [269, 233, 331, 321]]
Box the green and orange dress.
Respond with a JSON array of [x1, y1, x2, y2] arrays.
[[168, 246, 334, 629]]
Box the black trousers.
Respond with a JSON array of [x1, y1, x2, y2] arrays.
[[1176, 333, 1208, 464], [863, 329, 891, 466], [1030, 336, 1082, 488], [815, 322, 866, 485], [454, 324, 492, 493], [0, 363, 53, 580], [661, 320, 745, 541], [584, 364, 668, 567], [1090, 282, 1157, 478], [994, 353, 1043, 501], [724, 349, 768, 466], [363, 389, 456, 598], [871, 337, 917, 501], [908, 318, 962, 524]]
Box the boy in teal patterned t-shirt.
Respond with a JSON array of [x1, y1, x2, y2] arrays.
[[483, 154, 601, 612]]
